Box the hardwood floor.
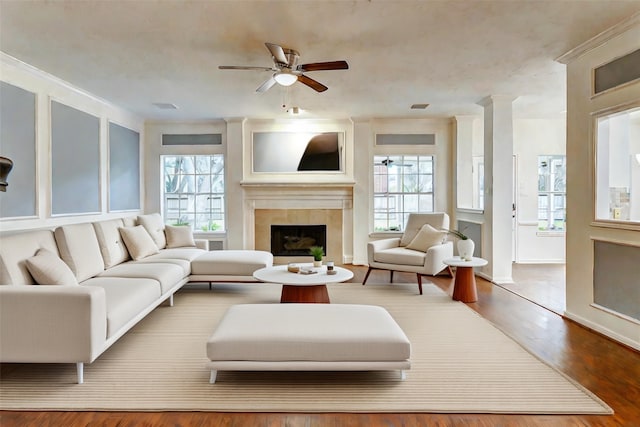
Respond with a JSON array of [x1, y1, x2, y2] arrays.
[[2, 265, 639, 427], [500, 263, 566, 315]]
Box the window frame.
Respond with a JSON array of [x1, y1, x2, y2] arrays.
[[592, 101, 640, 231], [537, 155, 567, 233], [161, 154, 226, 232], [372, 154, 435, 232]]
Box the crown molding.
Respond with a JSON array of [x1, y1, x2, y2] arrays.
[[556, 11, 640, 64]]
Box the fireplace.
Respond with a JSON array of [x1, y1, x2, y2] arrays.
[[271, 224, 326, 257]]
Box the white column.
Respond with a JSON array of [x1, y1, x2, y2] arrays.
[[224, 118, 246, 249], [454, 116, 476, 210], [477, 96, 516, 284], [352, 118, 373, 265]]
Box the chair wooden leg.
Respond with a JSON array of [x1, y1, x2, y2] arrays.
[[390, 270, 394, 283], [416, 274, 423, 295], [362, 267, 373, 286]]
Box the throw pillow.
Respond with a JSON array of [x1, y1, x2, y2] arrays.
[[405, 224, 445, 252], [25, 248, 78, 285], [165, 225, 196, 248], [137, 213, 167, 249], [119, 225, 160, 261]]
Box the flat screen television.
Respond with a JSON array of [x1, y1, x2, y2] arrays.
[[252, 132, 343, 172]]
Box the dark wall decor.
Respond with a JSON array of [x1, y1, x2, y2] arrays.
[[253, 132, 343, 172], [109, 122, 140, 211], [51, 101, 100, 215], [0, 81, 37, 218]]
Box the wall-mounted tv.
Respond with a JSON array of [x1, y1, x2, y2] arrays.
[[252, 131, 343, 172]]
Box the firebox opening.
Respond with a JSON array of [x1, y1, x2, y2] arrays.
[[271, 224, 327, 257]]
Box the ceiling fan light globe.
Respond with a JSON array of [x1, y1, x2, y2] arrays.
[[274, 72, 298, 86]]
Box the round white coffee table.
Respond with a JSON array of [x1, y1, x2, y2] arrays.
[[253, 264, 353, 303], [443, 257, 488, 303]]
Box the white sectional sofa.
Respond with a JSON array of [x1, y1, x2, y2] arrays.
[[0, 214, 273, 383]]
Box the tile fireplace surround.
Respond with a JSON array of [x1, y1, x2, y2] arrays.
[[242, 185, 354, 264]]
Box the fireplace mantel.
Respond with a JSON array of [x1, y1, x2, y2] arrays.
[[242, 183, 354, 263]]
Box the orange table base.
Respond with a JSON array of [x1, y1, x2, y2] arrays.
[[280, 284, 330, 303], [451, 266, 478, 303]]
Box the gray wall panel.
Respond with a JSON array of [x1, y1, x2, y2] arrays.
[[109, 122, 140, 211], [51, 101, 100, 215], [593, 241, 640, 321], [0, 81, 37, 218]]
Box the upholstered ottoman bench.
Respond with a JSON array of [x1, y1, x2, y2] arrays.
[[206, 303, 411, 383], [190, 250, 273, 287]]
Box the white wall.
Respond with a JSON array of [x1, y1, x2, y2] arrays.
[[353, 117, 453, 265], [558, 16, 640, 350], [513, 118, 566, 263], [0, 53, 144, 233]]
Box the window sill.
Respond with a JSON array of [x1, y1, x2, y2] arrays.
[[370, 231, 403, 239], [536, 231, 565, 237], [193, 231, 227, 237]]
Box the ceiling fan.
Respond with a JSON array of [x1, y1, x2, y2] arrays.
[[219, 42, 348, 93]]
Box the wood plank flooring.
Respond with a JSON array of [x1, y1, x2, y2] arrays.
[[2, 265, 639, 427]]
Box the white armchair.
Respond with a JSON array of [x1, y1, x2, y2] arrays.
[[363, 213, 453, 294]]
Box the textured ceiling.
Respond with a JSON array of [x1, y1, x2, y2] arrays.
[[1, 1, 639, 121]]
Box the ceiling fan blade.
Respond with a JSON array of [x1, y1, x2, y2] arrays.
[[256, 76, 277, 93], [297, 74, 328, 92], [265, 42, 289, 65], [298, 60, 349, 72], [218, 65, 274, 71]]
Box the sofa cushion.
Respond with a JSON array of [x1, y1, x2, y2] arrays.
[[144, 248, 206, 262], [0, 230, 60, 285], [165, 225, 195, 248], [399, 213, 450, 247], [191, 250, 274, 276], [93, 219, 130, 268], [137, 213, 166, 249], [25, 249, 78, 285], [122, 216, 137, 228], [99, 262, 185, 294], [81, 277, 160, 338], [374, 247, 425, 266], [54, 223, 105, 282], [133, 258, 192, 276], [405, 224, 445, 253], [119, 226, 159, 261]]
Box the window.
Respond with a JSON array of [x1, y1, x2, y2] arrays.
[[595, 105, 640, 224], [162, 155, 225, 231], [373, 155, 434, 231], [538, 155, 566, 231]]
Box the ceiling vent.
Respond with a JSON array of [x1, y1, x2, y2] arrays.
[[410, 103, 430, 109], [153, 102, 178, 110]]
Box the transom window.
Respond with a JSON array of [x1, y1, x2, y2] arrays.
[[538, 155, 566, 232], [161, 155, 225, 231], [373, 155, 434, 231]]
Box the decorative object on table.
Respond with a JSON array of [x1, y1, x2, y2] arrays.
[[443, 228, 474, 261], [0, 156, 13, 192], [298, 267, 318, 275], [309, 246, 324, 267], [326, 260, 336, 275], [287, 263, 300, 273]]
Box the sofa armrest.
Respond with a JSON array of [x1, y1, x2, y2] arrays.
[[0, 285, 107, 363], [424, 241, 454, 273], [367, 238, 401, 264], [194, 239, 209, 251]]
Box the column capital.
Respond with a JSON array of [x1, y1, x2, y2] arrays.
[[476, 95, 518, 107], [454, 115, 481, 123]]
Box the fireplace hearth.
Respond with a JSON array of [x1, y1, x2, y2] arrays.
[[271, 225, 326, 257]]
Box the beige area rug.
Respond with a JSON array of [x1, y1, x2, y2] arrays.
[[0, 283, 612, 414]]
